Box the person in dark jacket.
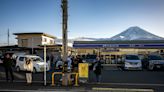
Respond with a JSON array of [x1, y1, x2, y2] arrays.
[[93, 57, 102, 83], [3, 53, 14, 82]]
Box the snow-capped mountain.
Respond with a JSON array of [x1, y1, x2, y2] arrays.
[[55, 37, 97, 47], [109, 26, 164, 40], [55, 26, 164, 47]]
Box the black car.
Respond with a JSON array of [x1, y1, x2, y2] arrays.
[[142, 54, 164, 70]]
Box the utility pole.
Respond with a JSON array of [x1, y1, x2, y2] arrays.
[[7, 29, 9, 46], [61, 0, 68, 63], [61, 0, 70, 86]]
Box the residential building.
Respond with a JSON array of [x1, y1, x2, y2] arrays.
[[14, 32, 56, 48]]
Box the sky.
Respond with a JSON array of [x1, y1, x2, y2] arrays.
[[0, 0, 164, 45]]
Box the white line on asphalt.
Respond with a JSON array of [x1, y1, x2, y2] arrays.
[[88, 82, 164, 87], [92, 87, 154, 92]]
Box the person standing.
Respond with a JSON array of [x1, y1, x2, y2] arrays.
[[67, 56, 72, 72], [93, 57, 102, 83], [24, 58, 33, 85], [3, 53, 14, 82], [72, 57, 78, 72], [77, 55, 83, 63]]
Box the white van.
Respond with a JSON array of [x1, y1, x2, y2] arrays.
[[122, 54, 142, 70], [16, 55, 50, 73]]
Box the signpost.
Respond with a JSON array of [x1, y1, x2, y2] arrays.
[[44, 44, 46, 86]]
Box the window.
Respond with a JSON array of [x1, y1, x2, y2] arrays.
[[148, 55, 164, 60], [126, 55, 139, 60], [21, 39, 28, 47], [44, 38, 47, 42], [19, 57, 24, 62], [31, 57, 43, 62], [50, 40, 53, 44]]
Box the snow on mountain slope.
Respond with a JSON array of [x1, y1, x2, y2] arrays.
[[110, 26, 164, 40], [55, 26, 164, 47]]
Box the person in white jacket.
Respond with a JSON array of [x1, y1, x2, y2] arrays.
[[24, 58, 33, 85]]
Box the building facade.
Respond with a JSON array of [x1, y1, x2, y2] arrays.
[[14, 32, 56, 48], [73, 40, 164, 64]]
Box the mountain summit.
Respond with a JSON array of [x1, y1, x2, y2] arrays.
[[110, 26, 164, 40]]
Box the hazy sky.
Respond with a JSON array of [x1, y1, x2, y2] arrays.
[[0, 0, 164, 45]]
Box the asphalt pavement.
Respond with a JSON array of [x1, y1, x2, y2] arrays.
[[0, 65, 164, 92]]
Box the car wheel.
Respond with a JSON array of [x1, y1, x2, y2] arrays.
[[148, 64, 154, 70], [33, 67, 37, 73], [16, 66, 20, 72]]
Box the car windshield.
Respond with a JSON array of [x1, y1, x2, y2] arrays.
[[148, 55, 164, 60], [31, 57, 43, 62], [126, 55, 139, 60], [86, 55, 97, 59]]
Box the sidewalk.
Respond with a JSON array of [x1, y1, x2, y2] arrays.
[[0, 80, 155, 92]]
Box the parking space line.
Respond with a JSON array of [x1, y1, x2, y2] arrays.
[[88, 82, 164, 87]]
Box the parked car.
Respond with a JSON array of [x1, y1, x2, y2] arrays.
[[83, 54, 97, 63], [0, 58, 3, 65], [142, 54, 164, 70], [122, 54, 142, 70], [15, 55, 50, 73]]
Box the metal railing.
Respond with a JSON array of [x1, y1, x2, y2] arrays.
[[51, 72, 79, 86]]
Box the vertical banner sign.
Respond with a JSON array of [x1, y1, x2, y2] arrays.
[[78, 63, 89, 78]]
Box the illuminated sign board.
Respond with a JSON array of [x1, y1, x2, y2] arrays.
[[73, 44, 164, 48]]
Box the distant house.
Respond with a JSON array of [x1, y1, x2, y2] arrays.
[[13, 32, 56, 48]]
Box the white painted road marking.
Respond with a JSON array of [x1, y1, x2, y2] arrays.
[[92, 87, 154, 92]]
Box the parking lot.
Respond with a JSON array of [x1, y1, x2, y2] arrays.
[[0, 65, 164, 83], [0, 65, 164, 92]]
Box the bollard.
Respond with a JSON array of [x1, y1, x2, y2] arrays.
[[51, 72, 63, 86], [74, 73, 79, 86]]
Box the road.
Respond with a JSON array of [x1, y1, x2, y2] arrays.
[[0, 65, 164, 92]]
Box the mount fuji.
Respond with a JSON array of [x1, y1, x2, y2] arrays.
[[55, 26, 164, 47], [109, 26, 164, 40]]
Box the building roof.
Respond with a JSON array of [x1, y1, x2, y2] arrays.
[[0, 45, 31, 50], [13, 32, 56, 39]]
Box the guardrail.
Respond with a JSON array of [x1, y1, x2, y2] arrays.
[[51, 72, 79, 86]]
